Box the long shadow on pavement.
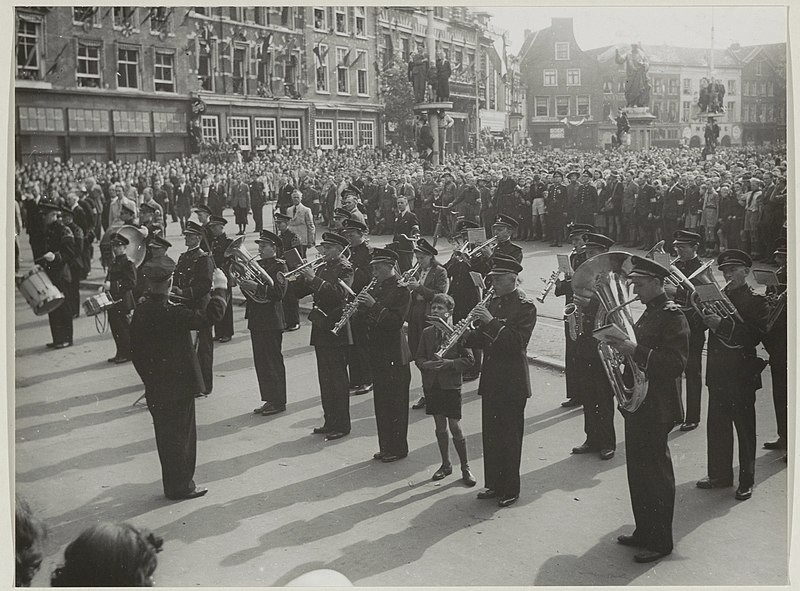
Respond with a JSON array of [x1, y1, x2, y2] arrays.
[[15, 382, 143, 420]]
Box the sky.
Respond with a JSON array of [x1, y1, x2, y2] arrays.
[[475, 6, 787, 55]]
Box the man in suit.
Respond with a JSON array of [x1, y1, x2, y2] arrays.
[[287, 189, 316, 258], [576, 169, 599, 226], [174, 174, 193, 234], [356, 248, 412, 462], [39, 202, 78, 349], [663, 175, 687, 254], [545, 170, 568, 246], [130, 256, 229, 500], [341, 218, 373, 396], [467, 254, 537, 507], [492, 214, 523, 263], [173, 221, 215, 396], [208, 216, 234, 342], [394, 196, 420, 241], [605, 255, 689, 563], [208, 174, 227, 217], [239, 230, 289, 416], [493, 167, 519, 218], [104, 232, 137, 363], [250, 175, 267, 233]]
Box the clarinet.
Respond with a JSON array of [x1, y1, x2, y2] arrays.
[[331, 277, 378, 335], [436, 287, 495, 358]]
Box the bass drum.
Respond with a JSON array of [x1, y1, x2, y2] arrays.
[[16, 265, 65, 316]]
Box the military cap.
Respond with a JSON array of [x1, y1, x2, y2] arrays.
[[120, 201, 136, 216], [672, 229, 702, 245], [342, 183, 362, 197], [454, 219, 480, 233], [566, 170, 580, 180], [319, 231, 349, 249], [488, 253, 523, 275], [370, 248, 399, 264], [207, 215, 227, 226], [717, 249, 752, 269], [333, 207, 353, 220], [341, 218, 368, 233], [60, 206, 74, 217], [493, 214, 518, 230], [568, 223, 596, 238], [110, 232, 130, 246], [552, 169, 564, 178], [274, 212, 292, 222], [148, 234, 172, 250], [583, 232, 615, 250], [192, 204, 212, 216], [414, 238, 438, 257], [39, 201, 61, 213], [184, 221, 205, 236], [626, 255, 671, 279], [141, 255, 176, 282]]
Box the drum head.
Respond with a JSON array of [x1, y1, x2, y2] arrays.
[[34, 296, 65, 316]]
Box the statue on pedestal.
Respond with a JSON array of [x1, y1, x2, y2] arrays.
[[615, 43, 651, 108]]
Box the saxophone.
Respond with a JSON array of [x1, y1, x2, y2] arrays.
[[436, 287, 495, 358], [563, 302, 584, 341], [331, 277, 377, 335]]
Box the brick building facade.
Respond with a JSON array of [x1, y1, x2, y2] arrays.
[[731, 43, 787, 145]]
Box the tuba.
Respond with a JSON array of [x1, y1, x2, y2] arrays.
[[572, 252, 648, 413], [224, 235, 274, 303]]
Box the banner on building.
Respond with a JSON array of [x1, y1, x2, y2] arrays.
[[550, 127, 565, 139]]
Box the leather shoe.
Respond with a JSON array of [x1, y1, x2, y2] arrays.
[[735, 485, 753, 501], [261, 405, 286, 416], [561, 398, 582, 408], [286, 324, 301, 332], [477, 489, 498, 499], [325, 431, 347, 441], [498, 495, 519, 508], [351, 383, 373, 395], [571, 442, 595, 454], [600, 448, 616, 460], [461, 465, 477, 487], [432, 464, 453, 481], [680, 422, 699, 432], [312, 427, 332, 434], [696, 477, 733, 489], [634, 549, 671, 563], [168, 487, 208, 501], [54, 342, 72, 349], [114, 356, 130, 364], [763, 438, 786, 450], [108, 356, 119, 363], [412, 396, 426, 409], [218, 336, 231, 343], [381, 454, 405, 463], [373, 452, 387, 460], [46, 342, 58, 349], [617, 534, 645, 547]]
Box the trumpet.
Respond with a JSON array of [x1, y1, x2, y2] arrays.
[[397, 263, 421, 287], [458, 236, 499, 261], [537, 270, 561, 303], [331, 277, 377, 335], [280, 256, 325, 281], [436, 287, 495, 358]]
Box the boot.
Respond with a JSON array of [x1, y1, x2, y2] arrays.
[[432, 431, 452, 481], [453, 437, 476, 487]]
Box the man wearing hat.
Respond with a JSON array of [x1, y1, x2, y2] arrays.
[[275, 212, 302, 330], [293, 231, 354, 440], [406, 238, 449, 410], [130, 256, 229, 500], [341, 218, 373, 396], [192, 204, 213, 252], [603, 254, 689, 563], [466, 254, 536, 507], [762, 239, 787, 453], [135, 234, 172, 299], [355, 247, 412, 462], [575, 170, 599, 226], [174, 221, 215, 396], [38, 202, 79, 349], [59, 205, 87, 317], [544, 170, 568, 246], [696, 249, 769, 501], [571, 233, 618, 460], [140, 202, 163, 239], [668, 230, 707, 431], [332, 206, 354, 232], [387, 234, 416, 274], [493, 167, 518, 218], [241, 230, 289, 417], [491, 214, 523, 263], [103, 232, 137, 363], [208, 215, 234, 342]]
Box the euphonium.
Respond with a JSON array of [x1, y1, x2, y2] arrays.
[[572, 252, 648, 413], [436, 287, 495, 358], [225, 235, 274, 304], [331, 277, 377, 335]]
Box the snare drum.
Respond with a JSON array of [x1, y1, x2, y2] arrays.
[[16, 265, 65, 316], [83, 292, 117, 317]]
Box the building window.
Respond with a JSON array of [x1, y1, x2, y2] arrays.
[[401, 37, 410, 62], [576, 95, 590, 116], [767, 81, 774, 96], [154, 51, 175, 92], [555, 42, 569, 60], [727, 79, 736, 95], [253, 7, 266, 26], [337, 120, 355, 147], [315, 43, 329, 93], [543, 69, 557, 87], [193, 7, 208, 16], [315, 119, 334, 148], [653, 77, 663, 95], [335, 6, 347, 34], [313, 7, 326, 30], [73, 7, 98, 25], [759, 81, 766, 96], [227, 116, 251, 150], [113, 7, 137, 30], [682, 78, 692, 95], [358, 121, 374, 146], [756, 61, 763, 76], [76, 42, 101, 87], [117, 48, 139, 89], [16, 16, 41, 81], [336, 47, 349, 94], [668, 78, 679, 95], [354, 7, 366, 37], [566, 69, 581, 86], [556, 96, 570, 117], [255, 117, 277, 150], [617, 79, 625, 93], [280, 118, 301, 149], [668, 101, 677, 123], [356, 50, 368, 95], [149, 7, 171, 35], [228, 7, 242, 22], [682, 101, 691, 122], [198, 41, 214, 91], [727, 101, 735, 116], [535, 96, 549, 117], [232, 45, 246, 94], [602, 79, 613, 94], [200, 115, 219, 142]]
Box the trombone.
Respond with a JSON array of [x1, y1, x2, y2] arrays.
[[457, 236, 499, 261], [281, 245, 350, 281]]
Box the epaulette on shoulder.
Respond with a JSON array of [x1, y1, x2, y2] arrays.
[[663, 301, 681, 312]]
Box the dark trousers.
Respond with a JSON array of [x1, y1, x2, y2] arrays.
[[48, 298, 73, 344], [196, 327, 214, 394], [482, 394, 526, 498], [214, 287, 234, 339], [770, 362, 787, 440], [579, 356, 616, 449], [67, 274, 81, 318], [108, 307, 131, 358], [149, 398, 198, 498], [373, 363, 411, 457], [682, 325, 706, 423], [253, 203, 264, 232], [251, 330, 286, 408], [548, 212, 564, 244], [347, 320, 372, 386], [707, 384, 757, 487], [564, 325, 580, 401], [283, 283, 300, 328], [624, 418, 675, 554], [315, 346, 351, 434]]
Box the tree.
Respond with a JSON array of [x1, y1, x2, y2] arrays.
[[379, 56, 416, 146]]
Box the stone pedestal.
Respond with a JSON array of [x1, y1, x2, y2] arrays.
[[624, 107, 656, 151], [414, 102, 454, 165]]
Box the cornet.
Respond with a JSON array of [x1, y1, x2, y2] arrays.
[[397, 263, 421, 287], [280, 257, 325, 282]]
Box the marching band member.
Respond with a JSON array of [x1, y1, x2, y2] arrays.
[[668, 230, 707, 431], [341, 218, 374, 396], [293, 232, 354, 441], [571, 232, 617, 460], [103, 232, 137, 364], [192, 205, 213, 253], [135, 234, 172, 300], [762, 239, 787, 453], [275, 212, 302, 331], [388, 233, 416, 274], [208, 215, 234, 343], [356, 247, 412, 462], [39, 202, 78, 349], [554, 223, 594, 408], [604, 256, 689, 563], [242, 230, 288, 417], [415, 293, 476, 485], [173, 221, 215, 396], [467, 254, 537, 507], [696, 250, 769, 501], [544, 170, 568, 247], [491, 214, 523, 263]]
